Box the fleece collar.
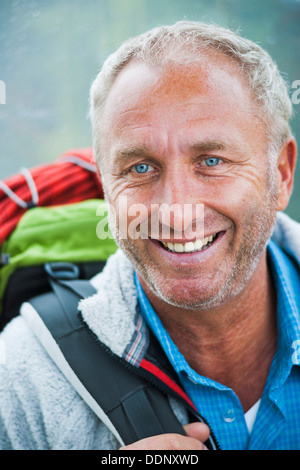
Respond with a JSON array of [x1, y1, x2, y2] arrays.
[[78, 249, 148, 363], [271, 212, 300, 262]]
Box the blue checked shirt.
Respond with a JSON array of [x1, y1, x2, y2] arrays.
[[135, 240, 300, 450]]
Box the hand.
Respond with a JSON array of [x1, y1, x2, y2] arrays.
[[119, 422, 210, 450]]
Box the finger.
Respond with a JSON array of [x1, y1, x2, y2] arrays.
[[184, 422, 210, 443], [119, 432, 208, 450]]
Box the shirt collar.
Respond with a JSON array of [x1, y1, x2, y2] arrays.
[[134, 272, 194, 377]]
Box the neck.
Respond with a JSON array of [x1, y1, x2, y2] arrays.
[[139, 251, 277, 411]]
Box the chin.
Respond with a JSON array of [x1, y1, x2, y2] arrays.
[[144, 274, 232, 311], [144, 256, 260, 311]]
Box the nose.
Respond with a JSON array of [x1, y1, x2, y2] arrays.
[[157, 202, 204, 240], [155, 164, 205, 240], [161, 162, 193, 204]]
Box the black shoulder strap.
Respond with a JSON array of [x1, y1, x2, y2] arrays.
[[22, 269, 185, 447]]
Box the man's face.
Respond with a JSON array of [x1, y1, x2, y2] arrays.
[[99, 53, 280, 309]]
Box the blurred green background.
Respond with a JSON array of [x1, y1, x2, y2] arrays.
[[0, 0, 299, 220]]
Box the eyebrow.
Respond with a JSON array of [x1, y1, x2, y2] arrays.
[[112, 145, 152, 167], [188, 138, 249, 157], [190, 140, 229, 153], [115, 145, 150, 159]]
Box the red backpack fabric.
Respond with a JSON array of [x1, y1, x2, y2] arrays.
[[0, 148, 104, 246]]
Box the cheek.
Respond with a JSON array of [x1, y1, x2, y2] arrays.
[[202, 174, 273, 241], [104, 186, 153, 240], [204, 188, 244, 224], [106, 175, 159, 223], [212, 170, 269, 212]]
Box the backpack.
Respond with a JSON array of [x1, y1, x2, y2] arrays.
[[0, 149, 219, 449], [0, 149, 114, 330]]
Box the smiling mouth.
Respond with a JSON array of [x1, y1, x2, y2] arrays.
[[158, 232, 220, 253]]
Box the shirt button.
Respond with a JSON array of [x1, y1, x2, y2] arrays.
[[223, 409, 235, 423]]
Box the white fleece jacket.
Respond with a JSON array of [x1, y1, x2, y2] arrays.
[[0, 212, 299, 450]]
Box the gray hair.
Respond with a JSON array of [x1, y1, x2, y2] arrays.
[[89, 20, 293, 165]]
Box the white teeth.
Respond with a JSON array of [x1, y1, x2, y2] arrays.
[[161, 234, 217, 253], [194, 239, 203, 250], [174, 243, 184, 252], [184, 242, 195, 253]]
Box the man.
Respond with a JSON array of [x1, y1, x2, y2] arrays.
[[0, 21, 299, 450]]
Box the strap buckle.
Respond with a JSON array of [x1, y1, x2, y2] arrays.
[[44, 262, 80, 281], [0, 254, 10, 267]]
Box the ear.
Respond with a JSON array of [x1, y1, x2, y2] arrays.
[[276, 137, 297, 212]]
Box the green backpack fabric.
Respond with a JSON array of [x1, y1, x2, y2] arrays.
[[0, 199, 117, 329]]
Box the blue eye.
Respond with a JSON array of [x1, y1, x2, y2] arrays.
[[205, 157, 220, 167], [134, 163, 149, 173]]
